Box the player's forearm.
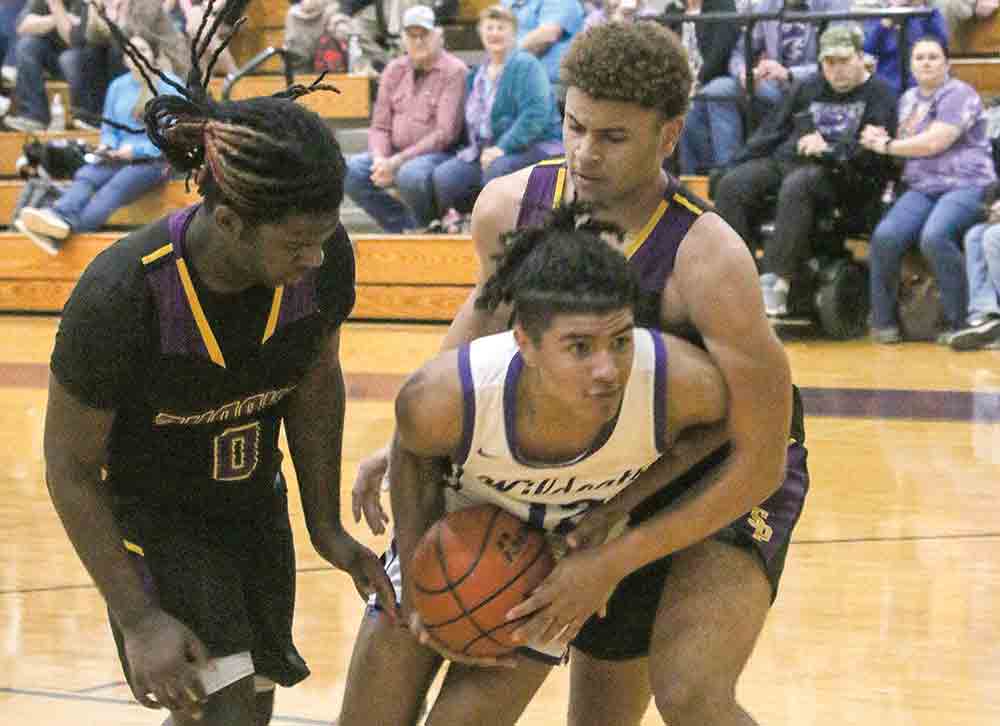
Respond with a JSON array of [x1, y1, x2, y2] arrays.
[[601, 425, 788, 577], [46, 465, 158, 629], [388, 440, 445, 608], [286, 363, 349, 545], [438, 289, 507, 352], [601, 423, 731, 519]]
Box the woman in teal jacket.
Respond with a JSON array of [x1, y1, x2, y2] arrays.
[[431, 4, 562, 223]]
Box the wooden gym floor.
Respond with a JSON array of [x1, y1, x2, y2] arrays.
[[1, 316, 999, 725]]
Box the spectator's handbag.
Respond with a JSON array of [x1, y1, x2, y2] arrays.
[[897, 249, 946, 341], [314, 33, 348, 73], [19, 137, 90, 180]]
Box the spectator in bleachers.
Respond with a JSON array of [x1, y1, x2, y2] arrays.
[[344, 5, 466, 232], [583, 0, 656, 28], [13, 34, 179, 254], [75, 0, 190, 130], [714, 24, 897, 317], [729, 0, 853, 120], [950, 200, 1000, 349], [3, 0, 89, 131], [181, 0, 239, 75], [863, 0, 948, 96], [930, 0, 997, 37], [861, 36, 995, 343], [665, 0, 744, 174], [284, 0, 346, 71], [503, 0, 584, 91], [0, 0, 27, 113], [431, 4, 563, 230]]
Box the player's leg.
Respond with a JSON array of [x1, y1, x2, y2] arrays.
[[567, 650, 651, 726], [162, 675, 256, 726], [337, 608, 443, 726], [646, 538, 771, 726], [423, 656, 553, 726], [645, 441, 809, 726]]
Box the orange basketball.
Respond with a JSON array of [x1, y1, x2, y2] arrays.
[[407, 504, 555, 657]]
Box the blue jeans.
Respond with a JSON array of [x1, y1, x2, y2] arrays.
[[677, 76, 744, 174], [0, 0, 25, 70], [12, 34, 93, 124], [344, 151, 450, 232], [52, 161, 169, 232], [432, 143, 561, 214], [964, 222, 1000, 319], [869, 186, 986, 329]]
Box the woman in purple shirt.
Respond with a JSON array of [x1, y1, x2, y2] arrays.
[[861, 36, 996, 343]]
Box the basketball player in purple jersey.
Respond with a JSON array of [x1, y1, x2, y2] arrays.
[[351, 21, 809, 726]]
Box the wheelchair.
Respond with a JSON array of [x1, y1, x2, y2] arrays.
[[749, 192, 886, 340]]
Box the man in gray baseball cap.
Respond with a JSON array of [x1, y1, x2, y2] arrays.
[[343, 4, 468, 232]]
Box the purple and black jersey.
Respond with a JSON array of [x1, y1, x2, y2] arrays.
[[50, 205, 356, 514]]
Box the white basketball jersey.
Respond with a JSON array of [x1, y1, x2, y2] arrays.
[[446, 328, 669, 533]]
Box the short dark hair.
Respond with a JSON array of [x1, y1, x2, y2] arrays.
[[560, 21, 692, 120], [911, 34, 949, 59], [476, 202, 639, 341], [95, 0, 346, 227]]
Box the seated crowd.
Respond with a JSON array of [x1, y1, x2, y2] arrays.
[[1, 0, 998, 349]]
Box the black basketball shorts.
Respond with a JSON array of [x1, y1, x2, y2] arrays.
[[108, 474, 309, 690], [571, 441, 810, 661]]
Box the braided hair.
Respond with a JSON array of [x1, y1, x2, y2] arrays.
[[90, 0, 346, 226], [476, 202, 639, 342]]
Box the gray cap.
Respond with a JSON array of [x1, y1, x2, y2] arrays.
[[818, 24, 864, 60], [403, 5, 436, 30]]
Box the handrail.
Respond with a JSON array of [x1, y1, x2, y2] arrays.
[[220, 46, 297, 101]]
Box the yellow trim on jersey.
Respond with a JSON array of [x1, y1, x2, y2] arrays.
[[552, 168, 567, 209], [123, 539, 145, 556], [175, 258, 227, 368], [536, 157, 566, 166], [141, 244, 173, 266], [624, 200, 668, 260], [672, 192, 704, 216], [262, 287, 284, 343]]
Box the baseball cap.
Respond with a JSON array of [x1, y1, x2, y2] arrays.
[[818, 24, 864, 60], [403, 5, 436, 31]]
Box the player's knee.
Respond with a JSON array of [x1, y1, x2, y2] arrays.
[[650, 671, 735, 726]]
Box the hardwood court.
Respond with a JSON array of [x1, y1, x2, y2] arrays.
[[1, 316, 999, 726]]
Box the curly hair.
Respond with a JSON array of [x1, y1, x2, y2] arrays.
[[476, 202, 639, 341], [560, 21, 692, 120]]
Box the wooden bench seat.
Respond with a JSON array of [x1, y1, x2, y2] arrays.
[[0, 179, 200, 228], [0, 232, 477, 319]]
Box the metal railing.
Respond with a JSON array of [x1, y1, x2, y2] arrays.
[[220, 46, 297, 102]]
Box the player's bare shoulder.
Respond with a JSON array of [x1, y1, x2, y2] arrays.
[[395, 349, 465, 457], [469, 166, 535, 278]]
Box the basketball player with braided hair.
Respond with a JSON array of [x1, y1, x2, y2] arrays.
[[351, 20, 809, 726], [337, 202, 731, 726], [43, 2, 396, 724]]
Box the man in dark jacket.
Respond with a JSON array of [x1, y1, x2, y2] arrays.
[[666, 0, 744, 174], [713, 23, 898, 316]]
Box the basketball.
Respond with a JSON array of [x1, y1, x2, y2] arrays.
[[407, 504, 555, 658]]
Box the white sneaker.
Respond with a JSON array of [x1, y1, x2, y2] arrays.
[[14, 218, 61, 255], [0, 95, 9, 117], [1, 66, 16, 85], [20, 207, 71, 239], [760, 273, 789, 317], [4, 114, 46, 132]]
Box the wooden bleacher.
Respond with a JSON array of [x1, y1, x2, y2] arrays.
[[0, 232, 477, 320], [2, 0, 998, 321]]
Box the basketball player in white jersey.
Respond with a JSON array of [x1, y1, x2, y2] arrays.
[[337, 204, 732, 725], [350, 21, 809, 726]]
